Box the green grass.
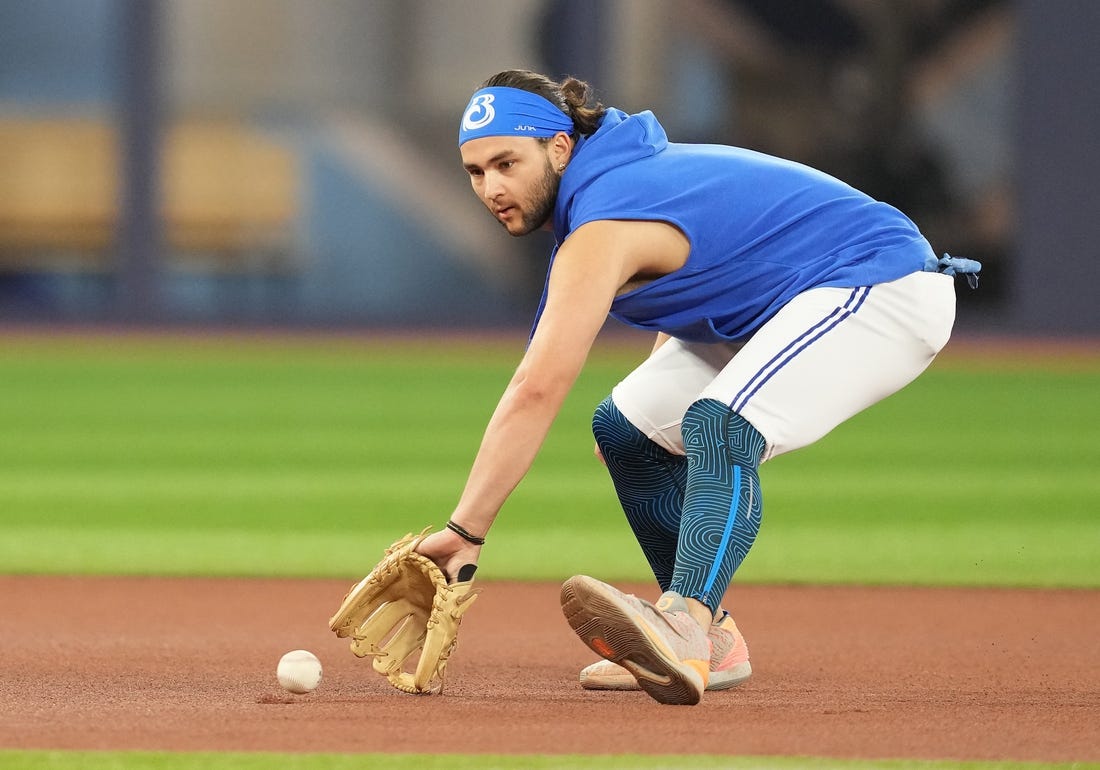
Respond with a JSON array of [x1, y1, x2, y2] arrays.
[[1, 750, 1095, 770], [2, 333, 1097, 770], [0, 332, 1097, 586]]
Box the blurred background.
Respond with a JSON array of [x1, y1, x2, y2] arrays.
[[0, 0, 1096, 334]]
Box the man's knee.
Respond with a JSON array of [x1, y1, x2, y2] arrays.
[[592, 396, 647, 455], [682, 398, 765, 467]]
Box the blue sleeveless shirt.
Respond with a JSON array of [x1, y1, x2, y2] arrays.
[[534, 108, 936, 344]]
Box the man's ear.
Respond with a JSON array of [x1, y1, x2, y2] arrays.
[[549, 131, 574, 167]]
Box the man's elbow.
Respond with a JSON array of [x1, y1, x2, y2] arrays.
[[508, 371, 571, 411]]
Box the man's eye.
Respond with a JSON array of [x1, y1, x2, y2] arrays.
[[499, 161, 515, 170]]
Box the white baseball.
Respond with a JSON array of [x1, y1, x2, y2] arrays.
[[277, 649, 323, 694]]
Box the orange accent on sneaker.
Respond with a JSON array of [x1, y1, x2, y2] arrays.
[[591, 637, 615, 659], [685, 657, 710, 685]]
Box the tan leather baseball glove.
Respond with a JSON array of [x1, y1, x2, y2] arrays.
[[328, 528, 479, 694]]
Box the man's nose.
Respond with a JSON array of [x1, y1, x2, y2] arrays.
[[482, 172, 505, 201]]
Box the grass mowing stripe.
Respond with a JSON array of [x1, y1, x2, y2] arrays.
[[2, 520, 1093, 586], [0, 525, 645, 579]]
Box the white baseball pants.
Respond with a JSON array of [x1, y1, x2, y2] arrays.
[[611, 271, 957, 463]]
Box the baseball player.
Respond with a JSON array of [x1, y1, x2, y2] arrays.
[[415, 69, 980, 705]]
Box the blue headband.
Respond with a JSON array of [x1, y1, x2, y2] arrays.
[[458, 87, 574, 146]]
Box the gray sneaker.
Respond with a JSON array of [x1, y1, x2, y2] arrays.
[[579, 609, 752, 691], [561, 575, 710, 705]]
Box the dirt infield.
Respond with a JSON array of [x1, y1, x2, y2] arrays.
[[3, 575, 1097, 763]]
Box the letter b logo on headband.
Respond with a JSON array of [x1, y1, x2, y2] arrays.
[[462, 93, 496, 132], [459, 87, 574, 146]]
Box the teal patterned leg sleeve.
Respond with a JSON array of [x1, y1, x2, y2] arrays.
[[671, 398, 766, 613], [592, 396, 687, 590]]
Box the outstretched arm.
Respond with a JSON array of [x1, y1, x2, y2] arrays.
[[416, 219, 689, 578]]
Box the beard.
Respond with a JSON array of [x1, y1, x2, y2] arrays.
[[510, 157, 560, 236]]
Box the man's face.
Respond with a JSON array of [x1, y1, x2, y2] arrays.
[[460, 136, 560, 236]]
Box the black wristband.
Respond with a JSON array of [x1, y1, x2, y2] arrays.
[[446, 520, 486, 546]]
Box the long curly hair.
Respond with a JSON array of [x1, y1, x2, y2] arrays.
[[479, 69, 607, 137]]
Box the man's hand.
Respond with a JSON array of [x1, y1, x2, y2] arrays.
[[328, 528, 479, 694], [416, 527, 482, 583]]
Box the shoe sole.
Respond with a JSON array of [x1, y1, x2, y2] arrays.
[[707, 661, 752, 690], [561, 575, 706, 706], [580, 660, 751, 692]]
